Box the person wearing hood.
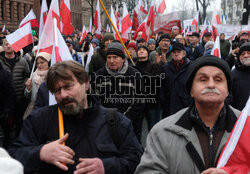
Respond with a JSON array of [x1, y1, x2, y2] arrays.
[[0, 39, 30, 139], [203, 41, 214, 56], [230, 42, 250, 110], [91, 41, 144, 141]]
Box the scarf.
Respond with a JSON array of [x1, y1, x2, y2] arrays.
[[33, 69, 48, 88]]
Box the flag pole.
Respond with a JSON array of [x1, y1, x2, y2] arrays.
[[98, 0, 135, 66]]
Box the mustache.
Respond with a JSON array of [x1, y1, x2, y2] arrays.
[[201, 88, 221, 95], [60, 97, 77, 105]]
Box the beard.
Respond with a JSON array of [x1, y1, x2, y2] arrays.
[[240, 58, 250, 66], [58, 97, 85, 118]]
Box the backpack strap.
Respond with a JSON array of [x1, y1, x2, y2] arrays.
[[105, 108, 119, 147]]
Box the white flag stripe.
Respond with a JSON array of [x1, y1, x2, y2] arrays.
[[217, 96, 250, 168], [64, 0, 70, 9], [85, 43, 94, 73], [6, 23, 32, 44], [19, 9, 37, 28]]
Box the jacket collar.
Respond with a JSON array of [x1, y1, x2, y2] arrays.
[[105, 59, 128, 75]]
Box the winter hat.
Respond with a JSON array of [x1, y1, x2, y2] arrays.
[[172, 42, 185, 51], [127, 42, 137, 50], [106, 42, 125, 59], [204, 41, 214, 50], [101, 33, 115, 45], [172, 26, 179, 31], [36, 52, 52, 62], [147, 39, 156, 46], [91, 38, 100, 46], [137, 45, 149, 55], [186, 55, 232, 93], [0, 147, 23, 174], [158, 34, 171, 43], [190, 32, 200, 38], [239, 42, 250, 56]]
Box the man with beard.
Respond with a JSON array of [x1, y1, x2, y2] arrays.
[[135, 56, 240, 174], [9, 61, 143, 174]]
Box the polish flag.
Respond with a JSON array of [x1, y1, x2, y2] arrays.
[[156, 0, 167, 14], [49, 18, 73, 105], [84, 43, 94, 73], [79, 25, 87, 45], [60, 0, 74, 36], [89, 16, 93, 34], [116, 4, 120, 31], [94, 0, 101, 35], [19, 9, 39, 28], [211, 12, 221, 25], [39, 0, 48, 39], [132, 10, 139, 31], [37, 0, 61, 54], [121, 3, 132, 42], [145, 0, 156, 40], [217, 96, 250, 173], [110, 6, 119, 40], [6, 22, 33, 52], [2, 24, 6, 32], [191, 11, 199, 33], [133, 20, 147, 41], [211, 36, 221, 58]]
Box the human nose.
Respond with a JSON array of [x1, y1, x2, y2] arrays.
[[59, 88, 70, 98], [207, 78, 215, 88]]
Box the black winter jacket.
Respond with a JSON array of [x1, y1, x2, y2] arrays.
[[9, 97, 143, 174], [160, 58, 192, 118]]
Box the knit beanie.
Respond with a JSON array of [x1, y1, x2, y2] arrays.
[[158, 34, 171, 43], [147, 39, 156, 46], [186, 55, 232, 93], [101, 33, 115, 45], [91, 38, 100, 46], [106, 42, 125, 59], [137, 45, 149, 55], [127, 42, 137, 50], [239, 42, 250, 56], [36, 52, 52, 62]]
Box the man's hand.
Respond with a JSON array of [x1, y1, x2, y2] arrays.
[[202, 168, 228, 174], [74, 158, 105, 174], [40, 133, 75, 171]]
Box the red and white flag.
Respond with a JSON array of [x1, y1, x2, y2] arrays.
[[94, 0, 101, 35], [133, 20, 147, 41], [217, 96, 250, 173], [49, 18, 73, 105], [155, 0, 167, 14], [39, 0, 48, 39], [60, 0, 74, 36], [79, 25, 87, 45], [6, 22, 33, 52], [211, 36, 221, 58], [121, 2, 132, 42], [145, 0, 156, 40], [84, 43, 94, 73], [37, 0, 61, 54], [19, 9, 39, 28], [211, 11, 221, 25], [191, 11, 199, 33], [110, 6, 119, 40], [2, 24, 6, 32], [115, 4, 120, 31]]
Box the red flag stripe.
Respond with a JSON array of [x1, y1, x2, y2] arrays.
[[11, 33, 33, 52], [20, 19, 39, 28]]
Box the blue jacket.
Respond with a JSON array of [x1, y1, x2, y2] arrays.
[[9, 97, 143, 174], [160, 58, 192, 118]]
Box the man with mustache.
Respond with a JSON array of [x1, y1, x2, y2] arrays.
[[9, 61, 143, 174], [135, 55, 240, 174]]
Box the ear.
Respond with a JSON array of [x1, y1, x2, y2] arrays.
[[84, 81, 90, 91]]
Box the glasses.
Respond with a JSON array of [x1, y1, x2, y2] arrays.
[[53, 82, 75, 95]]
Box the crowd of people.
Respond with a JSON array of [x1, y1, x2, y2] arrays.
[[0, 25, 249, 173]]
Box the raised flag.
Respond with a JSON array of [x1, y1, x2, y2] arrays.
[[110, 5, 119, 40], [217, 96, 250, 173], [94, 0, 101, 35], [19, 9, 39, 28], [2, 24, 6, 32], [60, 0, 74, 36], [191, 11, 199, 32], [115, 4, 120, 31], [6, 22, 33, 52], [211, 11, 221, 25], [121, 2, 132, 42], [156, 0, 167, 14], [37, 0, 61, 54], [132, 9, 139, 31], [211, 36, 221, 58], [133, 21, 147, 41], [145, 0, 156, 40], [79, 25, 87, 45], [84, 43, 94, 73], [144, 0, 148, 14], [89, 16, 93, 34], [39, 0, 48, 39]]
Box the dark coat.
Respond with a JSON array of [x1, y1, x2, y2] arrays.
[[91, 61, 145, 140], [0, 52, 30, 101], [34, 82, 49, 110], [193, 41, 206, 60], [160, 58, 192, 118], [88, 48, 106, 74], [231, 65, 250, 111], [8, 97, 143, 174]]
